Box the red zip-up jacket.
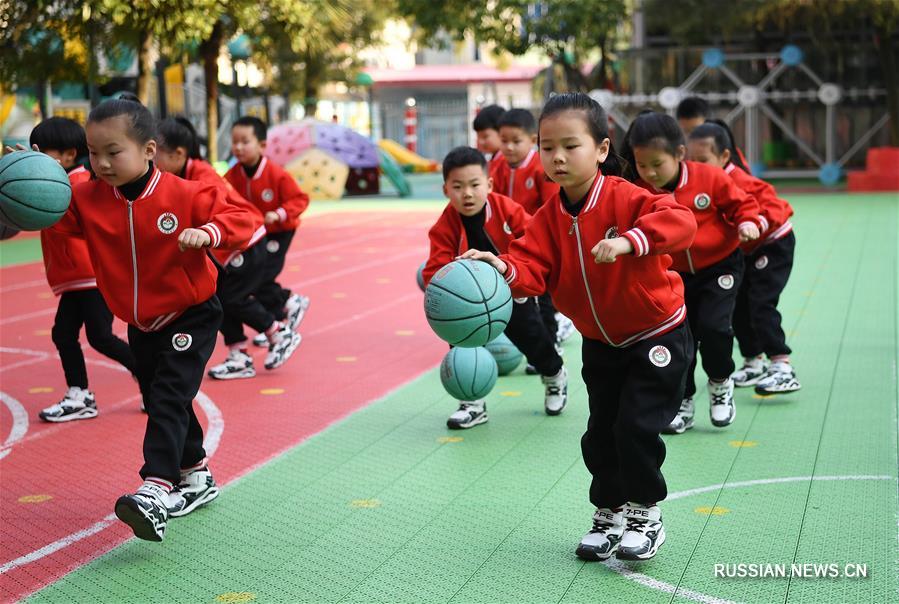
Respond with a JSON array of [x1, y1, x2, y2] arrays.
[[224, 156, 309, 233], [501, 172, 697, 347], [423, 192, 529, 286], [724, 163, 794, 254], [489, 149, 560, 215], [637, 160, 761, 273], [183, 158, 266, 265], [41, 166, 97, 295], [56, 167, 256, 332]]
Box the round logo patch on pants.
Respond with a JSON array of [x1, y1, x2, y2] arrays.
[[649, 345, 672, 367], [266, 240, 280, 253], [172, 333, 193, 351], [718, 274, 735, 290], [754, 255, 769, 270], [230, 253, 245, 268]]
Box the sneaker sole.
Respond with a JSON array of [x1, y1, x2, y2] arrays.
[[754, 384, 802, 395], [575, 543, 618, 561], [616, 527, 666, 561], [207, 369, 257, 380], [545, 399, 567, 416], [662, 417, 694, 435], [114, 497, 164, 542], [447, 415, 488, 429], [168, 487, 220, 518], [39, 407, 98, 423], [710, 409, 735, 427], [264, 334, 302, 370]]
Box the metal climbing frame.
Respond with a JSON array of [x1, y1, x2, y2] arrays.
[[590, 45, 890, 184]]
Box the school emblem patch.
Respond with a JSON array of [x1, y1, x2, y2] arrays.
[[157, 212, 178, 234], [649, 345, 672, 367], [230, 253, 245, 268], [605, 226, 619, 240], [718, 274, 735, 290], [693, 193, 711, 210], [266, 240, 280, 253], [503, 221, 512, 234], [525, 177, 535, 190], [261, 188, 275, 202], [754, 255, 769, 270], [172, 333, 192, 351]]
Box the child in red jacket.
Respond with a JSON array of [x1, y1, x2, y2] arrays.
[[424, 146, 567, 429], [156, 117, 300, 379], [472, 103, 505, 167], [463, 93, 697, 562], [688, 121, 800, 395], [44, 99, 257, 541], [29, 117, 137, 423], [626, 112, 762, 434], [225, 116, 310, 346]]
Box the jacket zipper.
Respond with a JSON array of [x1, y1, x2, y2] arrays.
[[507, 168, 515, 198], [127, 200, 145, 329], [685, 249, 696, 274], [571, 216, 615, 345]]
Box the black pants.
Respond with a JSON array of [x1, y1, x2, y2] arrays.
[[537, 293, 559, 341], [52, 289, 136, 389], [580, 323, 692, 509], [504, 297, 563, 377], [218, 240, 275, 346], [734, 233, 795, 359], [681, 248, 745, 398], [128, 296, 222, 484], [257, 230, 295, 320]]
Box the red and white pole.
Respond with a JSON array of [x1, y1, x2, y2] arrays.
[[404, 97, 417, 153]]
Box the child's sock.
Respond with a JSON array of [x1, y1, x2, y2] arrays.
[[180, 458, 207, 477], [140, 477, 173, 495], [770, 355, 791, 364]]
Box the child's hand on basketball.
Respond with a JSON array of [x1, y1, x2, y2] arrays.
[[264, 211, 280, 225], [458, 249, 508, 275], [178, 228, 211, 251], [592, 237, 633, 263], [3, 143, 39, 154], [738, 223, 760, 242]]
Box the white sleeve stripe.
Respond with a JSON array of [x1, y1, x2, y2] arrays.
[[634, 228, 650, 256], [738, 221, 755, 232], [276, 208, 288, 221], [759, 215, 769, 231], [202, 223, 222, 247]]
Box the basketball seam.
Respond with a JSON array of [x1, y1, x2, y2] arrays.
[[0, 154, 35, 179], [460, 260, 493, 344], [427, 280, 487, 305]]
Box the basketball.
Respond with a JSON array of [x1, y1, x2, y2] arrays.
[[416, 260, 426, 291], [485, 333, 524, 375], [424, 259, 513, 347], [439, 346, 498, 401], [0, 151, 72, 230], [0, 223, 20, 240]]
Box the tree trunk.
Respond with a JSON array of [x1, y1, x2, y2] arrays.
[[875, 25, 899, 146], [200, 20, 224, 162], [136, 29, 154, 105]]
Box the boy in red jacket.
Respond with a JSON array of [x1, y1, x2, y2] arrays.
[[225, 116, 311, 345], [472, 104, 505, 168], [48, 99, 257, 541], [29, 117, 137, 423], [424, 146, 567, 428]]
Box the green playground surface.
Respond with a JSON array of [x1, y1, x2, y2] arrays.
[[16, 192, 899, 603]]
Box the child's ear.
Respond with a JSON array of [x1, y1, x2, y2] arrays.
[[596, 137, 611, 164], [529, 133, 538, 145], [720, 148, 731, 165], [144, 139, 157, 161], [675, 144, 687, 162], [486, 175, 494, 193], [260, 139, 267, 152], [442, 182, 449, 197], [62, 148, 78, 165]]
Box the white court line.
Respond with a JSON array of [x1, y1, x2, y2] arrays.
[[0, 392, 28, 460], [0, 278, 48, 294], [604, 475, 895, 604], [0, 307, 56, 326]]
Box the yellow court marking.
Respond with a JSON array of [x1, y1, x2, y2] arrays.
[[437, 436, 464, 443], [752, 394, 775, 399], [215, 593, 256, 603], [695, 506, 730, 516], [375, 277, 391, 284], [287, 265, 301, 272], [336, 356, 357, 363], [37, 292, 52, 299], [500, 391, 522, 397], [259, 388, 285, 395], [28, 387, 53, 394], [395, 330, 415, 336], [18, 494, 53, 504], [729, 440, 758, 448], [350, 498, 381, 508], [332, 292, 347, 299], [33, 329, 51, 336]]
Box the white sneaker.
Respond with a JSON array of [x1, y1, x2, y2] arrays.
[[576, 508, 625, 560], [207, 349, 256, 380], [264, 325, 302, 370], [555, 313, 576, 342], [38, 387, 98, 422], [542, 367, 568, 416], [732, 356, 768, 387], [114, 483, 169, 542], [708, 379, 736, 427], [662, 397, 694, 434], [252, 332, 269, 347], [284, 294, 311, 331], [617, 503, 666, 560], [167, 467, 220, 518], [755, 361, 801, 395], [446, 400, 487, 429]]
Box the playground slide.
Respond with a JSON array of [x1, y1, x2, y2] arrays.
[[377, 148, 412, 198], [378, 139, 440, 173]]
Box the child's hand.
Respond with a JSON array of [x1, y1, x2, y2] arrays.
[[264, 211, 280, 225], [457, 249, 508, 275], [738, 223, 760, 242], [591, 237, 633, 263], [3, 143, 38, 154], [178, 228, 212, 251]]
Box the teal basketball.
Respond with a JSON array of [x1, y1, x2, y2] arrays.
[[0, 151, 72, 230], [424, 259, 513, 347], [440, 346, 498, 401], [416, 260, 426, 292], [485, 333, 524, 375], [0, 223, 19, 240]]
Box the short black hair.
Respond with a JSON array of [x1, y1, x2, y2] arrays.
[[30, 117, 87, 158], [87, 98, 156, 145], [157, 116, 202, 158], [472, 104, 505, 132], [442, 146, 487, 181], [498, 108, 537, 135], [233, 116, 267, 141], [676, 96, 710, 120]]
